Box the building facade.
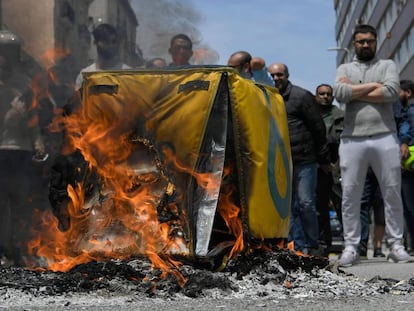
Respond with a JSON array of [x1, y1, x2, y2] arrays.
[[88, 0, 142, 67], [2, 0, 93, 79], [334, 0, 414, 80], [1, 0, 142, 82]]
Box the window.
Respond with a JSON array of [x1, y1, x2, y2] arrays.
[[408, 24, 414, 56]]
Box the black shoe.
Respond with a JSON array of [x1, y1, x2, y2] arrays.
[[308, 246, 328, 258], [373, 248, 386, 257], [359, 243, 368, 259]]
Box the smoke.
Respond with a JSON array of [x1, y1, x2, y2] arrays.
[[130, 0, 219, 65]]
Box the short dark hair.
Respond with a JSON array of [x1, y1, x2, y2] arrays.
[[315, 83, 333, 94], [352, 24, 377, 40], [170, 34, 193, 49], [230, 51, 252, 65], [92, 23, 119, 42], [400, 79, 414, 94]]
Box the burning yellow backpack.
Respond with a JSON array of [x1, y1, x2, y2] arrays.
[[73, 67, 292, 260]]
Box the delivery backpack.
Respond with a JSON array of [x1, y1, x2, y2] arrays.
[[49, 66, 292, 263]]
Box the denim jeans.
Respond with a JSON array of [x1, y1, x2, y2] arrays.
[[316, 168, 333, 247], [288, 162, 319, 251]]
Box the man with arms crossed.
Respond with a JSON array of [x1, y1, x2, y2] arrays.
[[334, 24, 410, 266]]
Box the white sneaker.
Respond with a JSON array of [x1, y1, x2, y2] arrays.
[[338, 247, 359, 267], [387, 244, 411, 263]]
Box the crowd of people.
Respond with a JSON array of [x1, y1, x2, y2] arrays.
[[1, 22, 414, 268]]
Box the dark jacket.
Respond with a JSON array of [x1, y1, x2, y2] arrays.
[[321, 105, 344, 163], [398, 98, 414, 145], [280, 81, 330, 165]]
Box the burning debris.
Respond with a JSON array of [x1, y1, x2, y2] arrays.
[[1, 247, 325, 297], [1, 247, 414, 310], [16, 68, 293, 278]]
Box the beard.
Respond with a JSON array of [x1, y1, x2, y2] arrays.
[[356, 48, 375, 61], [274, 80, 287, 93]]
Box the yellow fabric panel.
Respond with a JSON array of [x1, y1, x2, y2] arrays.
[[82, 69, 223, 170], [228, 73, 292, 238]]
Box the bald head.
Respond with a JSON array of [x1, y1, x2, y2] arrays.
[[227, 51, 252, 77], [268, 63, 289, 91]]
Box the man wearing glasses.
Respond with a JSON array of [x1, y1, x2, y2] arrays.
[[268, 62, 331, 256], [334, 24, 410, 266]]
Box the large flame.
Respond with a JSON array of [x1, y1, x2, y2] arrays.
[[27, 84, 189, 283], [26, 67, 245, 282]]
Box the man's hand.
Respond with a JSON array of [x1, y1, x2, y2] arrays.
[[338, 77, 352, 84], [35, 142, 46, 156], [338, 77, 383, 101], [401, 143, 410, 161]]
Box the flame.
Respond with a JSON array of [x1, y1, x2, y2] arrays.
[[39, 47, 71, 69], [160, 144, 221, 196], [28, 108, 245, 279], [24, 55, 67, 132], [28, 100, 188, 286], [217, 163, 244, 259], [26, 67, 246, 283], [159, 143, 245, 257], [22, 48, 190, 282], [286, 241, 308, 257]]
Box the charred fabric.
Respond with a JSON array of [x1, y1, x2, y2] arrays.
[[0, 248, 330, 297]]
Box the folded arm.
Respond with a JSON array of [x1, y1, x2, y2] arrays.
[[338, 77, 383, 102]]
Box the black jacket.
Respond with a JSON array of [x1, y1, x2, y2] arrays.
[[280, 81, 330, 165]]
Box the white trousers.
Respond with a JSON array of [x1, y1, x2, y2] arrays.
[[339, 133, 404, 250]]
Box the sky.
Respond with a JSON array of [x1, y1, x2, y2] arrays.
[[193, 0, 338, 93]]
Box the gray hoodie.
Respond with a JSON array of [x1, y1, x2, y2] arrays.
[[333, 56, 399, 137]]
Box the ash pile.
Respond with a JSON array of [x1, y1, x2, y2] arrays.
[[1, 247, 413, 306]]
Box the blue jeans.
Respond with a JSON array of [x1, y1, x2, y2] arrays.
[[288, 163, 319, 251]]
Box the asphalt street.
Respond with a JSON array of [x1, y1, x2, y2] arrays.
[[330, 249, 414, 281]]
